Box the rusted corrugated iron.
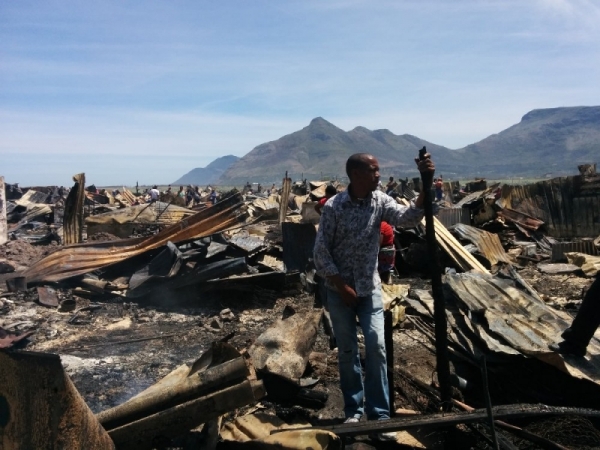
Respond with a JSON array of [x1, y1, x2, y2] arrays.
[[499, 177, 600, 238], [86, 202, 196, 238], [451, 223, 511, 266], [24, 193, 248, 283], [437, 207, 470, 228], [551, 240, 598, 262], [439, 272, 600, 387], [0, 351, 115, 449], [63, 173, 86, 245], [454, 183, 499, 208], [497, 208, 544, 232]]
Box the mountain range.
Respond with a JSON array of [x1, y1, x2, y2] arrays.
[[175, 106, 600, 184], [172, 155, 240, 185]]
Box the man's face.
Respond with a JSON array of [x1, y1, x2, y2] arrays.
[[353, 156, 380, 192]]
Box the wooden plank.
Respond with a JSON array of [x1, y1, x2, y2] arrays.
[[425, 216, 488, 273]]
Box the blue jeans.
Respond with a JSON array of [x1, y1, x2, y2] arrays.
[[327, 287, 390, 420]]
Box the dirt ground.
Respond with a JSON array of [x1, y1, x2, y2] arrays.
[[2, 239, 600, 449]]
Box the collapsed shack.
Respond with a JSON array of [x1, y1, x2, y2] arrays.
[[3, 167, 600, 449]]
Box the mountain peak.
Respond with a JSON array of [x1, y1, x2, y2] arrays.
[[309, 117, 334, 127]]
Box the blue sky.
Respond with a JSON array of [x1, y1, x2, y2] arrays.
[[2, 0, 599, 186]]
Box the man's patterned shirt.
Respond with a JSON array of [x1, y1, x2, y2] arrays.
[[313, 188, 424, 297]]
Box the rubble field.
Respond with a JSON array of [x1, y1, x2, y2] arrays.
[[2, 170, 600, 449]]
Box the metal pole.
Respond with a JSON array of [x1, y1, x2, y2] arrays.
[[480, 355, 500, 450], [418, 147, 452, 412]]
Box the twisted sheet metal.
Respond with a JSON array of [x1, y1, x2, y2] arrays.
[[498, 178, 600, 238], [24, 193, 248, 283], [451, 223, 511, 266], [437, 272, 600, 386]]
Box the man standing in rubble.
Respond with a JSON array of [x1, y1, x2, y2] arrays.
[[314, 153, 434, 436]]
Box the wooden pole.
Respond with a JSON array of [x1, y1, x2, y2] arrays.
[[276, 404, 600, 438], [418, 147, 452, 412]]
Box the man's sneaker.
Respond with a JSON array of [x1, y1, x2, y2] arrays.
[[344, 417, 360, 424], [549, 340, 586, 357]]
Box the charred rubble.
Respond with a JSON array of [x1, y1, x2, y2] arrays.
[[2, 166, 600, 449]]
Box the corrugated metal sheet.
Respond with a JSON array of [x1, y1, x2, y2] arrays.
[[427, 271, 600, 386], [401, 187, 417, 201], [497, 208, 544, 231], [451, 223, 510, 266], [551, 240, 599, 262], [454, 183, 499, 208], [437, 207, 470, 228], [499, 177, 600, 238], [24, 193, 249, 283]]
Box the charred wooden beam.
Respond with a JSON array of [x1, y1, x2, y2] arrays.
[[276, 404, 600, 438], [97, 357, 249, 431], [63, 173, 86, 245], [279, 174, 292, 225], [107, 380, 264, 449]]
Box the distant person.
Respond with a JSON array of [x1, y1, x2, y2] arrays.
[[315, 185, 338, 216], [385, 177, 398, 195], [166, 185, 172, 194], [550, 276, 600, 357], [435, 177, 443, 201], [149, 185, 160, 202], [271, 184, 277, 194], [209, 189, 217, 205], [257, 183, 262, 194], [177, 186, 185, 198]]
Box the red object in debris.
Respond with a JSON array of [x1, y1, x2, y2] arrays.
[[380, 221, 394, 247]]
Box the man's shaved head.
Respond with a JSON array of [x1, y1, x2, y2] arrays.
[[346, 153, 377, 178]]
